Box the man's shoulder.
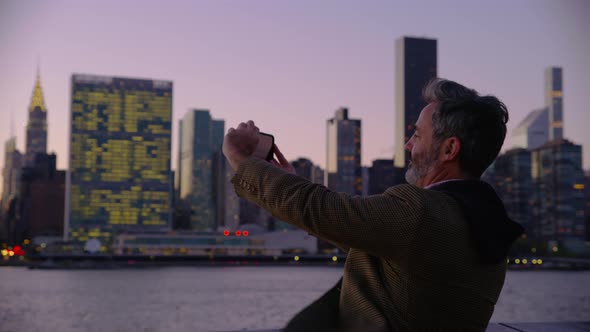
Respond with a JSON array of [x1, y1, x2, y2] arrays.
[[383, 183, 450, 200], [381, 184, 458, 213]]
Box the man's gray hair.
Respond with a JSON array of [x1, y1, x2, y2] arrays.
[[422, 78, 509, 178]]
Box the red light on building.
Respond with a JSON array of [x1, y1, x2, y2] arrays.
[[235, 231, 241, 236], [223, 230, 230, 236], [243, 231, 249, 237]]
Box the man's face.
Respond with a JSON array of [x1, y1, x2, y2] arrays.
[[404, 103, 441, 187]]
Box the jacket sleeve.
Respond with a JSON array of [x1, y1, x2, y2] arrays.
[[231, 157, 425, 258]]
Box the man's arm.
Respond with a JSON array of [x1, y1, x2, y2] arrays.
[[232, 157, 425, 258]]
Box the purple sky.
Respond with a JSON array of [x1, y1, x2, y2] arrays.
[[1, 0, 589, 182]]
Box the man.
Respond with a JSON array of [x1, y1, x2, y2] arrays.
[[222, 78, 524, 331]]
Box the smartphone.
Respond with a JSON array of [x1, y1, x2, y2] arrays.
[[252, 132, 274, 161]]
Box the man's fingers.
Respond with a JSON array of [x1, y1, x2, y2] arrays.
[[274, 144, 289, 165], [246, 120, 260, 134]]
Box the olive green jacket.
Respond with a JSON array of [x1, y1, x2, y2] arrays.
[[232, 157, 509, 332]]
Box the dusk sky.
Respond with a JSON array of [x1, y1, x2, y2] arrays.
[[1, 0, 589, 183]]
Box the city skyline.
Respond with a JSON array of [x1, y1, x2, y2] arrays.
[[1, 0, 589, 183]]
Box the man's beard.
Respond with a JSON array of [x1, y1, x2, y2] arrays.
[[405, 147, 440, 186]]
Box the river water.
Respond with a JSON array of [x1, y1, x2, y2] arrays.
[[0, 267, 588, 332]]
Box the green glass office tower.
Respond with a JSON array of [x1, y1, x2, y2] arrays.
[[65, 74, 173, 247]]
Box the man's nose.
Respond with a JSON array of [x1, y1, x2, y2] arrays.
[[404, 138, 413, 152]]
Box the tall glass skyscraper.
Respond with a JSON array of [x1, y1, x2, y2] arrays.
[[25, 70, 48, 166], [177, 109, 225, 231], [394, 36, 437, 168], [65, 74, 173, 247], [326, 108, 362, 195], [545, 67, 563, 141], [531, 139, 585, 241]]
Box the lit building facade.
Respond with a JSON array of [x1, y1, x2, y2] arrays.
[[66, 74, 173, 247], [531, 139, 585, 242], [177, 109, 225, 231], [326, 108, 362, 195], [545, 67, 563, 141], [394, 36, 437, 168], [25, 70, 48, 166]]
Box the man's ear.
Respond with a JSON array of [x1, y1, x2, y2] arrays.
[[441, 137, 461, 161]]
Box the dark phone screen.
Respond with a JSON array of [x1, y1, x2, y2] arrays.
[[253, 132, 274, 161]]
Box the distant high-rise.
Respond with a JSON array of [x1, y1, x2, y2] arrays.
[[291, 158, 324, 186], [1, 138, 23, 214], [66, 74, 173, 247], [488, 149, 533, 233], [531, 139, 585, 241], [545, 67, 563, 141], [362, 167, 370, 196], [394, 36, 437, 168], [325, 108, 362, 195], [177, 109, 225, 231], [17, 153, 65, 243], [368, 159, 404, 195], [291, 158, 313, 181], [584, 171, 590, 241], [311, 165, 324, 186], [25, 70, 48, 166], [223, 164, 240, 231], [512, 108, 548, 150]]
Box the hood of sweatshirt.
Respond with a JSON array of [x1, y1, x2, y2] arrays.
[[429, 180, 525, 264]]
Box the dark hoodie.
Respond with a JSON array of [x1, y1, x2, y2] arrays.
[[429, 180, 525, 264]]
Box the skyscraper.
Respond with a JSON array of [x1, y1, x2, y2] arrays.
[[25, 70, 48, 166], [291, 158, 314, 180], [17, 153, 65, 243], [326, 108, 362, 195], [394, 36, 437, 168], [291, 158, 325, 186], [511, 108, 549, 150], [223, 164, 240, 231], [1, 138, 23, 214], [584, 170, 590, 241], [545, 67, 563, 141], [368, 159, 404, 195], [488, 148, 533, 232], [66, 74, 173, 247], [177, 109, 225, 231], [531, 139, 585, 242]]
